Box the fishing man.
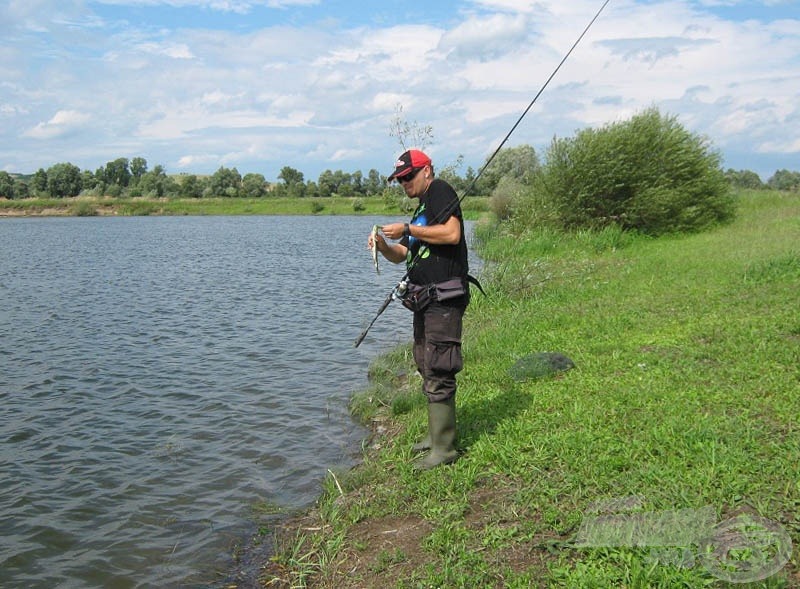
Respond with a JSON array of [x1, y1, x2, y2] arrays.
[[368, 149, 470, 470]]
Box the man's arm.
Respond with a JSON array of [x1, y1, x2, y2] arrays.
[[382, 215, 461, 245], [377, 239, 408, 264]]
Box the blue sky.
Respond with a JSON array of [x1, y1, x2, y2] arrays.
[[2, 0, 798, 182]]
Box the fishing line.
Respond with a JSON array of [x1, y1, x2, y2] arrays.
[[355, 0, 611, 347]]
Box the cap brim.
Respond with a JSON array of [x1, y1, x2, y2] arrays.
[[388, 165, 413, 181]]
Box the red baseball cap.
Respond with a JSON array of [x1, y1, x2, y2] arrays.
[[387, 149, 432, 181]]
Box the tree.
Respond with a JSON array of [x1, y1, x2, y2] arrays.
[[304, 181, 319, 198], [332, 170, 351, 196], [46, 163, 83, 198], [476, 145, 539, 195], [130, 157, 148, 185], [104, 158, 131, 187], [32, 168, 48, 195], [767, 169, 800, 191], [179, 174, 203, 199], [241, 173, 267, 198], [12, 179, 29, 199], [317, 169, 335, 197], [279, 166, 304, 186], [138, 165, 173, 197], [208, 166, 242, 197], [81, 169, 98, 191], [351, 170, 364, 194], [724, 169, 763, 189], [364, 169, 383, 195], [0, 171, 13, 198], [278, 166, 305, 198]]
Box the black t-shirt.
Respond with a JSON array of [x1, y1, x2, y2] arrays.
[[402, 178, 469, 286]]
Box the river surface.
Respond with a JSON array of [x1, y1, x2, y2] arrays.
[[0, 215, 477, 588]]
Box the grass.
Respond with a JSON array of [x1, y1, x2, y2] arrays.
[[0, 195, 489, 220], [264, 188, 800, 588]]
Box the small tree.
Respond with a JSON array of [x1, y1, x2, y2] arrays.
[[389, 103, 433, 152]]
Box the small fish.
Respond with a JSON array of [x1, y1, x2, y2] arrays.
[[370, 224, 380, 275]]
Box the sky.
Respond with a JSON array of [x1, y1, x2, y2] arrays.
[[2, 0, 798, 183]]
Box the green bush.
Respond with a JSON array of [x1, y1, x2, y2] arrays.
[[71, 201, 98, 217], [528, 107, 735, 235]]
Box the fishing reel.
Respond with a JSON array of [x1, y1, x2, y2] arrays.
[[393, 279, 409, 299]]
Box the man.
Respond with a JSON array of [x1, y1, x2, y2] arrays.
[[369, 149, 470, 470]]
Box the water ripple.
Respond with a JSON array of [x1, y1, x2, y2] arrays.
[[0, 216, 466, 587]]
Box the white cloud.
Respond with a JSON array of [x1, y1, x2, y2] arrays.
[[439, 13, 534, 59], [135, 42, 195, 59], [91, 0, 320, 13], [23, 110, 91, 139]]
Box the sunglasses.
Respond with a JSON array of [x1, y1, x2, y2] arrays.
[[396, 168, 422, 184]]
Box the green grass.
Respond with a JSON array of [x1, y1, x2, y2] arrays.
[[0, 195, 489, 219], [265, 188, 800, 588]]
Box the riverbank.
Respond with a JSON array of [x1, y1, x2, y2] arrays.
[[0, 195, 489, 219], [255, 189, 799, 587]]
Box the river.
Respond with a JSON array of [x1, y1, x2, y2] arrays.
[[0, 214, 479, 588]]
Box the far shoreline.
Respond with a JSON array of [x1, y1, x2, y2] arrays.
[[0, 195, 489, 219]]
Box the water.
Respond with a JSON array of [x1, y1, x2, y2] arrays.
[[0, 215, 433, 588]]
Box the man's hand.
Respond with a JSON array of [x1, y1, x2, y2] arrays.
[[381, 222, 405, 240]]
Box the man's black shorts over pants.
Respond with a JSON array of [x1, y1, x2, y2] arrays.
[[412, 300, 465, 403]]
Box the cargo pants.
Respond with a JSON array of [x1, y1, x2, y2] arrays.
[[412, 300, 465, 403]]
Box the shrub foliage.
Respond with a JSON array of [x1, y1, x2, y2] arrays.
[[527, 108, 735, 235]]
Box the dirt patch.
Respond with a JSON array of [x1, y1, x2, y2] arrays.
[[327, 515, 435, 588]]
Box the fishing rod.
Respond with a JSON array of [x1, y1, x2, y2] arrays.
[[354, 0, 611, 348]]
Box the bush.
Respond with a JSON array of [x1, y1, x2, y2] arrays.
[[529, 107, 735, 235], [489, 177, 525, 221], [352, 198, 366, 212], [72, 201, 98, 217]]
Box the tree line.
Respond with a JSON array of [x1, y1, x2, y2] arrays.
[[0, 157, 488, 201], [1, 139, 798, 203]]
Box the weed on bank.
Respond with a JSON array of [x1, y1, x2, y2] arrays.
[[265, 189, 799, 588]]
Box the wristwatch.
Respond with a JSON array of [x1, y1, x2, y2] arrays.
[[403, 223, 410, 237]]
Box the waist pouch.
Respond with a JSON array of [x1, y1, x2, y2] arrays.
[[401, 278, 467, 312]]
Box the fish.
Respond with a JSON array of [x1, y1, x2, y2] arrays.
[[370, 224, 380, 275]]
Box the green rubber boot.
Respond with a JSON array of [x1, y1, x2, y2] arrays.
[[413, 397, 458, 470], [411, 434, 431, 454]]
